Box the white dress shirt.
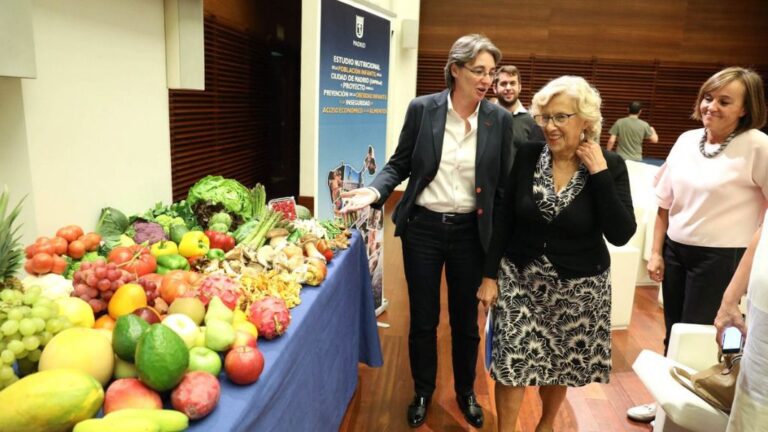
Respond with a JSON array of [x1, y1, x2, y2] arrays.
[[415, 95, 478, 213]]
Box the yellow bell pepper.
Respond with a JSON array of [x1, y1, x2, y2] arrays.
[[178, 231, 210, 258], [150, 240, 179, 257]]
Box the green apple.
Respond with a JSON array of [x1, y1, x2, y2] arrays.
[[205, 319, 236, 352], [204, 296, 234, 325], [113, 355, 138, 379], [188, 346, 222, 376], [162, 313, 200, 349], [194, 327, 206, 347]]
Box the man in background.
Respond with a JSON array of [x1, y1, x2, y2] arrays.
[[493, 65, 543, 143], [607, 101, 658, 161]]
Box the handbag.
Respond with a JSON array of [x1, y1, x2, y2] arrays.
[[669, 353, 741, 413]]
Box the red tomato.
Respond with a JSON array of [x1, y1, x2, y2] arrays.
[[50, 237, 69, 255], [24, 244, 38, 259], [51, 255, 68, 274], [68, 240, 86, 259], [108, 245, 157, 277], [56, 225, 84, 243], [35, 240, 55, 256], [24, 260, 36, 275], [31, 253, 54, 274], [82, 233, 102, 251]]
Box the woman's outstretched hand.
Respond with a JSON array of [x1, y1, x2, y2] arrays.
[[340, 188, 377, 213]]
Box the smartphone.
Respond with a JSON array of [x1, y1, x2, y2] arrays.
[[721, 327, 744, 354]]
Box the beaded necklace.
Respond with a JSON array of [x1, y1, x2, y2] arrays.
[[699, 128, 736, 158]]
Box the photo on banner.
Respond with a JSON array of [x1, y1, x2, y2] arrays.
[[317, 0, 390, 313]]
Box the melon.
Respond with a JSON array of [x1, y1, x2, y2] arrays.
[[39, 327, 115, 386]]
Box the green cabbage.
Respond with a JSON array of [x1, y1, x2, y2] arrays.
[[187, 176, 254, 222]]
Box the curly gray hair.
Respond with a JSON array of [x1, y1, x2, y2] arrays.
[[443, 34, 501, 90], [530, 76, 603, 141]]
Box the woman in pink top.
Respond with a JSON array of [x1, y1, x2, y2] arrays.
[[628, 66, 768, 424]]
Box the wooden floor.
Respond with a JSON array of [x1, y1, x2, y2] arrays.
[[340, 210, 667, 432]]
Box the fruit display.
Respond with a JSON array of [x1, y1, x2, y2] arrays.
[[0, 180, 357, 428]]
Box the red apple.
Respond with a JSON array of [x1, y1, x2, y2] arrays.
[[104, 378, 162, 414], [132, 306, 162, 324], [231, 330, 258, 349], [224, 346, 264, 385], [171, 371, 221, 419]]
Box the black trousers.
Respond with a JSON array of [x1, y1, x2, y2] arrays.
[[662, 237, 745, 351], [401, 207, 484, 397]]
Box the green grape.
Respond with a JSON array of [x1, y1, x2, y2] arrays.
[[26, 285, 42, 297], [22, 291, 40, 306], [0, 365, 15, 381], [31, 306, 52, 320], [39, 330, 53, 345], [19, 306, 32, 316], [35, 296, 52, 309], [31, 317, 46, 333], [22, 335, 40, 351], [0, 349, 15, 365], [1, 320, 19, 336], [7, 308, 25, 322], [19, 318, 36, 337], [26, 349, 41, 363], [0, 289, 16, 303], [7, 339, 24, 355]]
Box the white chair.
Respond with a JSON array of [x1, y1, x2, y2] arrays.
[[608, 243, 640, 329], [632, 323, 729, 432]]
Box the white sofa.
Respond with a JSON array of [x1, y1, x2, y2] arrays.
[[632, 323, 729, 432]]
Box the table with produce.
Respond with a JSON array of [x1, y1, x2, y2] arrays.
[[0, 176, 383, 432]]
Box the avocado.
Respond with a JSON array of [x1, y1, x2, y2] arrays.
[[135, 324, 189, 391], [112, 315, 150, 362]]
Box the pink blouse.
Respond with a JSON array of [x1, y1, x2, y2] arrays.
[[654, 128, 768, 248]]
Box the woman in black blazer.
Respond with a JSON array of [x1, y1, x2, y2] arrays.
[[343, 34, 515, 428], [478, 76, 636, 431]]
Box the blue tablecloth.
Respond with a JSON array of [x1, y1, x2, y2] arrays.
[[188, 231, 383, 432]]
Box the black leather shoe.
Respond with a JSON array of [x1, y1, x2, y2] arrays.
[[456, 393, 484, 427], [407, 395, 430, 428]]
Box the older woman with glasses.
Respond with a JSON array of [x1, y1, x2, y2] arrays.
[[478, 75, 636, 431]]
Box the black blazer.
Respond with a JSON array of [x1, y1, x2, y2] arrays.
[[484, 142, 637, 279], [370, 89, 516, 251]]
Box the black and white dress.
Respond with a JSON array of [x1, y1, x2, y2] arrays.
[[490, 148, 612, 387]]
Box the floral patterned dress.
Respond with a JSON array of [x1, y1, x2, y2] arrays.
[[490, 147, 612, 387]]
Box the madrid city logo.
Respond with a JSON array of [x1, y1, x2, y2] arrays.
[[355, 15, 364, 38]]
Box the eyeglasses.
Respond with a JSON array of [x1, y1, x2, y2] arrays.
[[462, 65, 496, 79], [533, 113, 577, 127]]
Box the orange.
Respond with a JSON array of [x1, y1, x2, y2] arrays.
[[108, 283, 148, 319], [94, 314, 116, 330]]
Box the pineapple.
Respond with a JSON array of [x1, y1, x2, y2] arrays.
[[0, 186, 25, 292]]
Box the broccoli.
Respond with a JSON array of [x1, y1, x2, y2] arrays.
[[155, 214, 187, 235]]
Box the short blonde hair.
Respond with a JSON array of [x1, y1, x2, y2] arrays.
[[692, 67, 767, 134], [530, 76, 603, 141]]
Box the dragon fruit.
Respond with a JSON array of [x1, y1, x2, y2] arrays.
[[198, 275, 241, 309], [248, 296, 291, 340]]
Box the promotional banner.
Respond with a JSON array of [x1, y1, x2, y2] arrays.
[[317, 0, 390, 313]]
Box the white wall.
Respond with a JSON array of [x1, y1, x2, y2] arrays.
[[299, 0, 420, 198], [0, 0, 173, 245]]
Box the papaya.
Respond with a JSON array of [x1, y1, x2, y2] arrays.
[[105, 408, 189, 432], [0, 369, 104, 432]]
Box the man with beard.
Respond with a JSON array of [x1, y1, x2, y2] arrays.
[[494, 65, 543, 144]]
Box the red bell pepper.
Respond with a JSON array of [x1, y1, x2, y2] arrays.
[[204, 230, 236, 252]]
